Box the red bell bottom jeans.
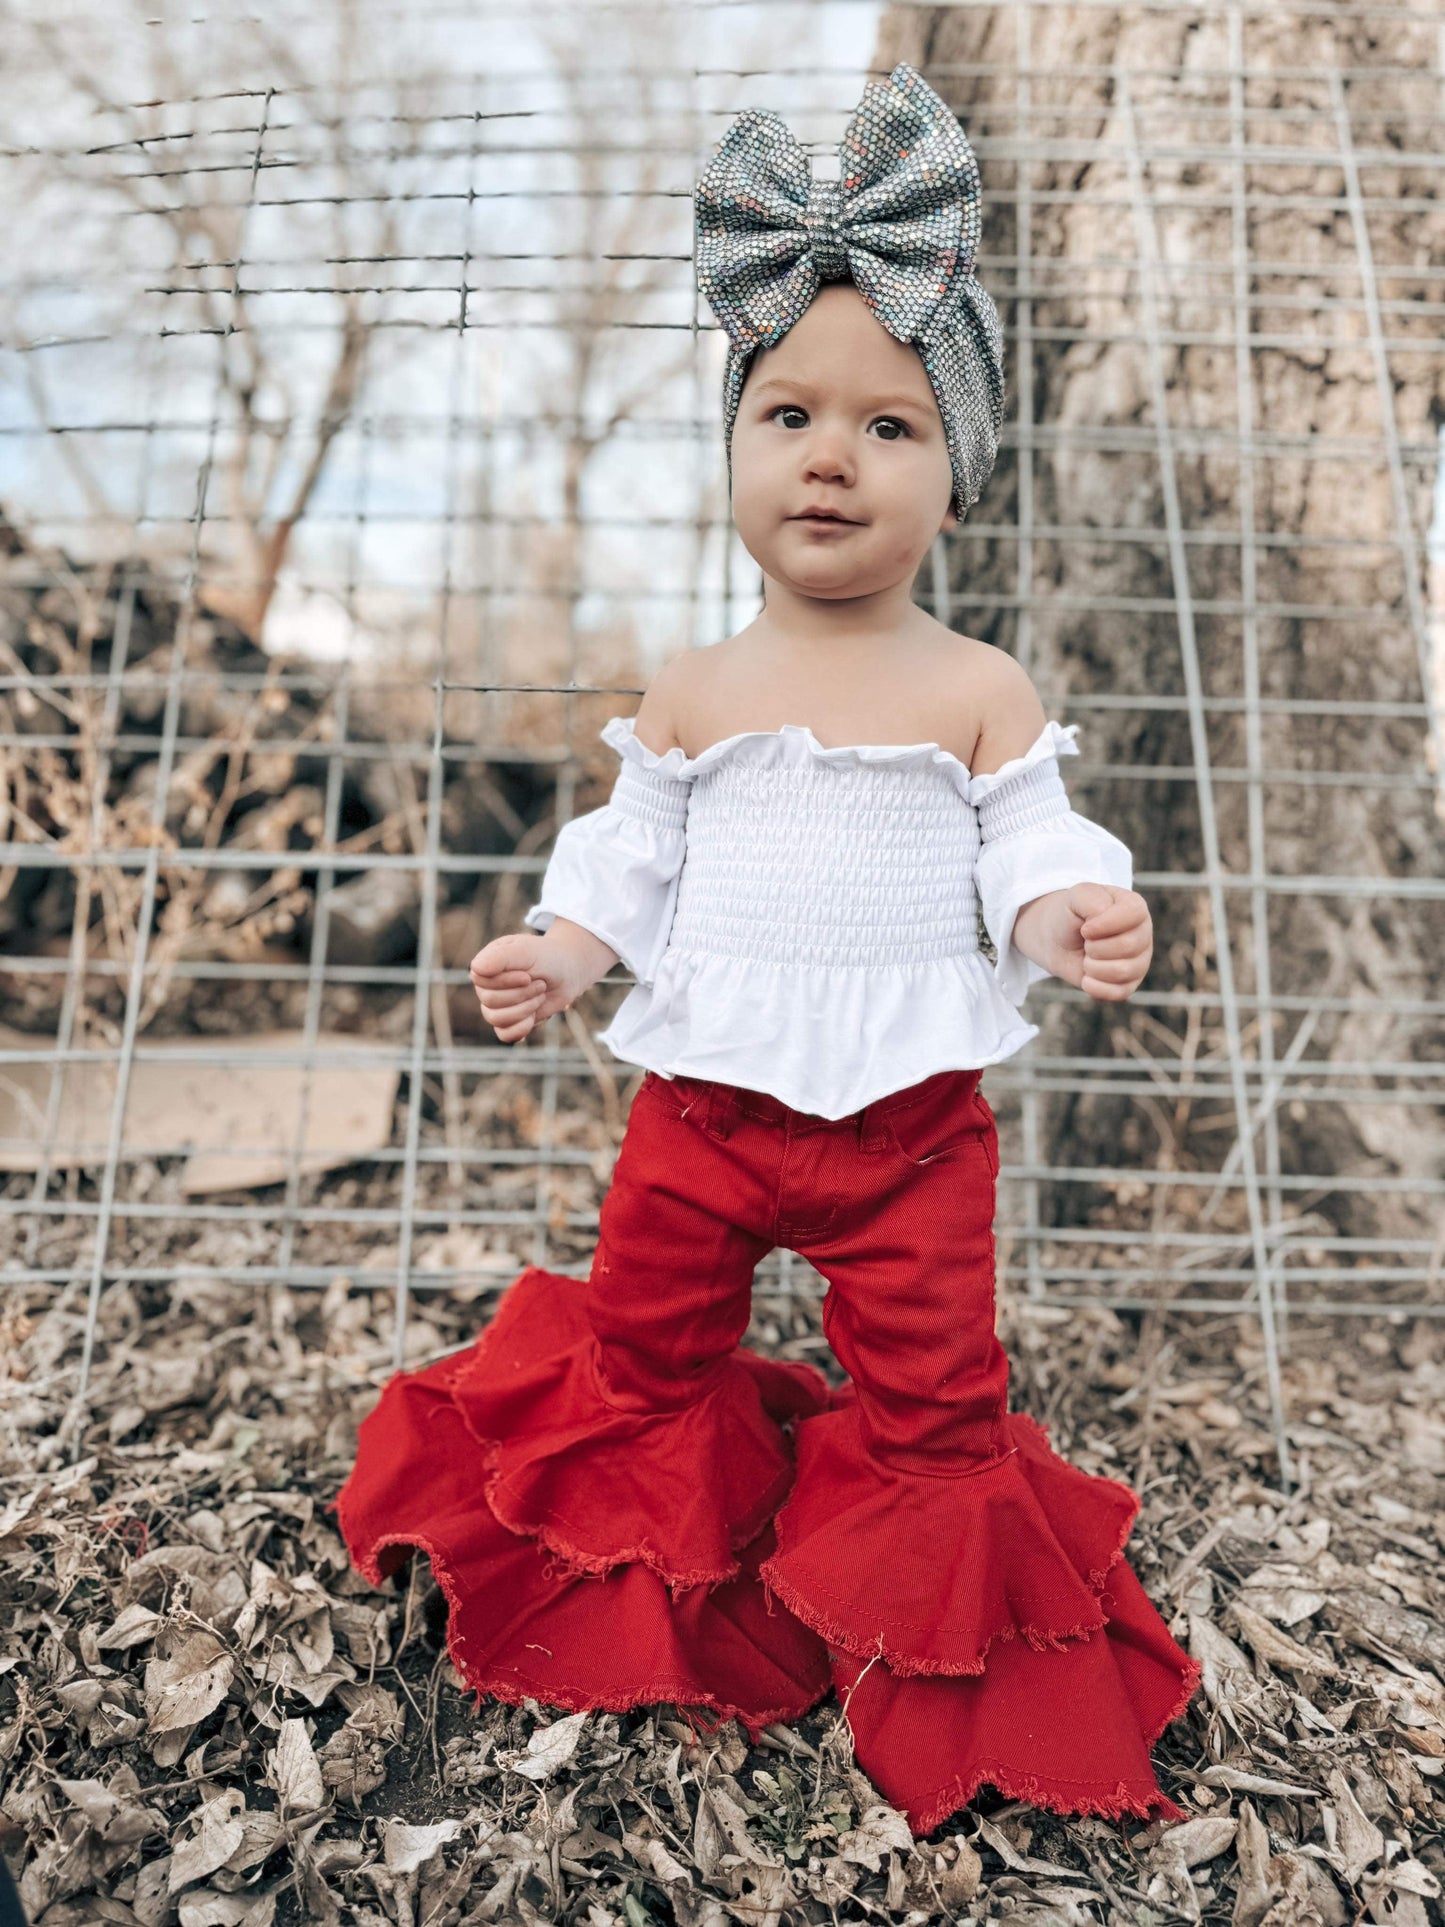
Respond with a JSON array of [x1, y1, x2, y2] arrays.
[[334, 1063, 1200, 1834]]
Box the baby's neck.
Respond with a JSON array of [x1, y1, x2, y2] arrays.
[[753, 574, 927, 652]]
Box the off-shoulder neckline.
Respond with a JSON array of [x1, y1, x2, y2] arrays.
[[598, 714, 1081, 802]]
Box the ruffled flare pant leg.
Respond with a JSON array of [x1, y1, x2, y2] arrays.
[[746, 1068, 1202, 1832], [328, 1073, 837, 1731]]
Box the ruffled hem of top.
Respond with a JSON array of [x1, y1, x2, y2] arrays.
[[595, 947, 1041, 1119], [600, 712, 1081, 806]]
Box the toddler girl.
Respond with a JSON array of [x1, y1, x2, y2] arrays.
[[334, 63, 1201, 1836]]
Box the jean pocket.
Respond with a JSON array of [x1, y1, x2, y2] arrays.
[[886, 1081, 992, 1172], [636, 1071, 701, 1122]]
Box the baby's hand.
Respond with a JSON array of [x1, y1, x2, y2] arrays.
[[469, 933, 581, 1043], [1016, 882, 1152, 1001]]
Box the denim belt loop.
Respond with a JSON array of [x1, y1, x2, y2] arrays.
[[856, 1101, 892, 1153], [701, 1080, 735, 1142]]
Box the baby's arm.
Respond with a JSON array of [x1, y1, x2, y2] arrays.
[[970, 654, 1151, 1004], [471, 667, 689, 1043]]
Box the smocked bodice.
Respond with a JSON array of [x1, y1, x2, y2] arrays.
[[671, 754, 980, 969], [522, 714, 1133, 1119]]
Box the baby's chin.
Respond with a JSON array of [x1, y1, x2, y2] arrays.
[[771, 562, 892, 600]]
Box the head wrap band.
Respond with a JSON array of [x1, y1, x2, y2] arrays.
[[693, 62, 1005, 523]]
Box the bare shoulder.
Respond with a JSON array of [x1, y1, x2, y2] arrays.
[[919, 626, 1043, 768], [636, 635, 754, 755], [966, 645, 1049, 776], [629, 648, 707, 756]]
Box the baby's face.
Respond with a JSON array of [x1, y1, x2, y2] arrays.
[[729, 283, 958, 602]]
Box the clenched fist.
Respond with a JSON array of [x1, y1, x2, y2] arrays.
[[469, 933, 579, 1043], [1014, 881, 1152, 1001]]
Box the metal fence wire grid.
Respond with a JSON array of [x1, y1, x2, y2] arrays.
[[1, 7, 1444, 1499]]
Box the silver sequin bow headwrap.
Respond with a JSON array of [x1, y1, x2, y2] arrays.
[[694, 62, 1005, 522]]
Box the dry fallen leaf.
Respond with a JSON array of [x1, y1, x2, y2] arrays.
[[176, 1889, 279, 1926], [1229, 1600, 1342, 1679], [1321, 1765, 1385, 1884], [504, 1707, 589, 1782], [1190, 1614, 1264, 1730], [973, 1814, 1097, 1881], [939, 1836, 983, 1906], [167, 1789, 248, 1893], [1236, 1564, 1330, 1628], [267, 1716, 326, 1812], [1201, 1765, 1322, 1798], [143, 1632, 235, 1735], [1154, 1814, 1240, 1869], [97, 1601, 165, 1652], [836, 1803, 914, 1871], [382, 1816, 465, 1874]]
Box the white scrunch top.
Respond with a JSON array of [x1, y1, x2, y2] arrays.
[[523, 715, 1133, 1119]]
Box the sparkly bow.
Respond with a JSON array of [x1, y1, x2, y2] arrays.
[[694, 62, 985, 355]]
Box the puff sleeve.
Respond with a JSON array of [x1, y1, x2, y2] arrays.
[[522, 717, 691, 988], [970, 721, 1134, 1007]]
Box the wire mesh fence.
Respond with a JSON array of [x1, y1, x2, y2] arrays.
[[2, 1, 1443, 1495]]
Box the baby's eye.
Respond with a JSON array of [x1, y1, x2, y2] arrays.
[[767, 405, 911, 439]]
